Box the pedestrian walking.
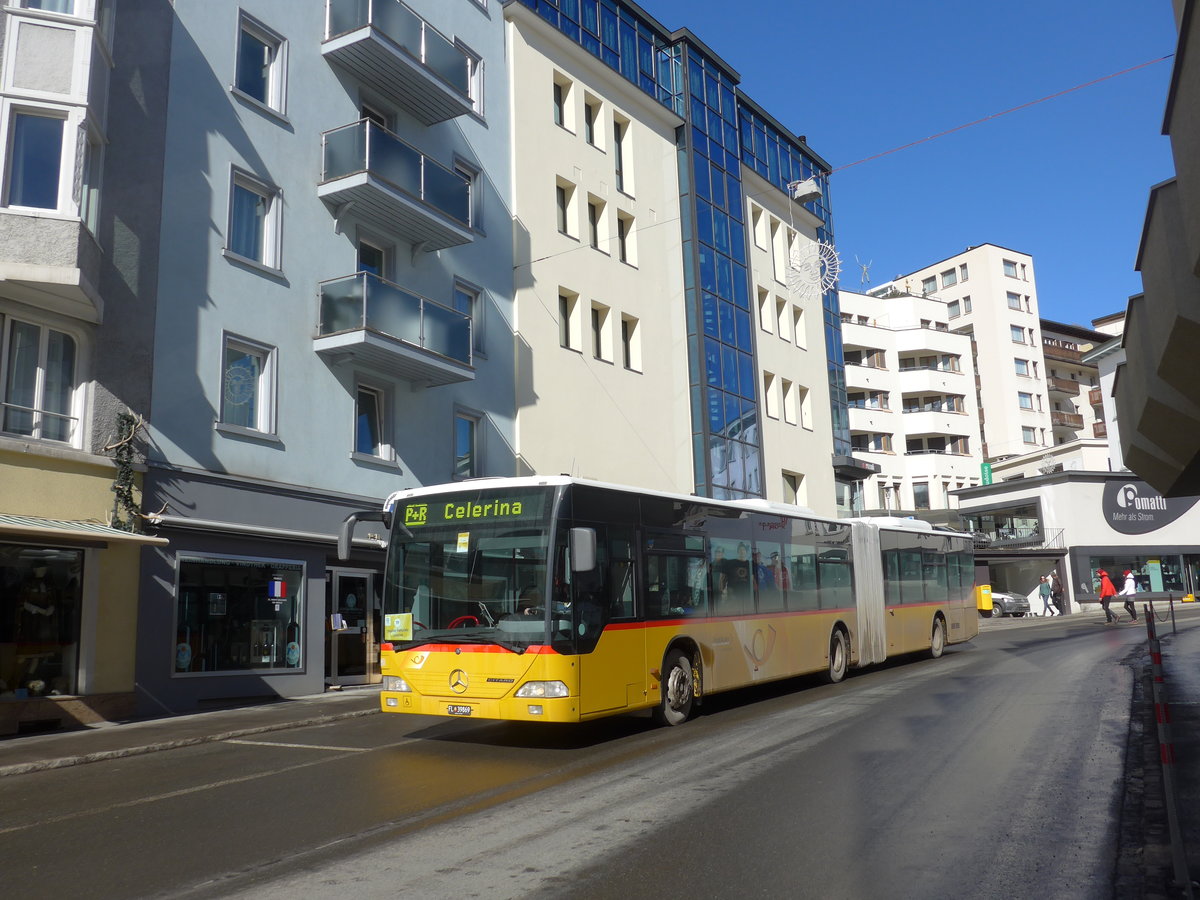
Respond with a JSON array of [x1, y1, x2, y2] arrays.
[[1097, 568, 1118, 623], [1037, 575, 1056, 616], [1119, 568, 1139, 623], [1050, 571, 1065, 614]]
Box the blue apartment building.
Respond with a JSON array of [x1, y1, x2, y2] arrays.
[[136, 0, 514, 711]]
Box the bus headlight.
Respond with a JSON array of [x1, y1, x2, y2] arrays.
[[383, 676, 411, 693], [515, 680, 569, 699]]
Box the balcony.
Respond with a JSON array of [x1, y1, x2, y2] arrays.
[[1047, 376, 1080, 396], [1088, 387, 1103, 407], [323, 0, 474, 125], [315, 272, 473, 386], [1042, 339, 1083, 363], [1093, 421, 1108, 438], [1050, 410, 1084, 429], [319, 120, 473, 251]]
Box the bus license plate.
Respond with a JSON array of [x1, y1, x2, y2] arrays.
[[447, 704, 472, 716]]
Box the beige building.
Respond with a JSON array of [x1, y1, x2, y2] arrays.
[[837, 288, 982, 519], [506, 4, 692, 492], [745, 172, 836, 511], [504, 4, 840, 512]]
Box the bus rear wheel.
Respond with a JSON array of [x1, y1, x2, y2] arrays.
[[654, 649, 694, 726], [823, 629, 848, 684], [929, 617, 946, 659]]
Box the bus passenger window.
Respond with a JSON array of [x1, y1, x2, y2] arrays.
[[755, 541, 786, 612]]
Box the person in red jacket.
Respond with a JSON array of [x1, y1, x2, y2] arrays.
[[1097, 569, 1118, 623]]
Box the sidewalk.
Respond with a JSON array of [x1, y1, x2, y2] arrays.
[[1140, 612, 1200, 896], [0, 685, 380, 778]]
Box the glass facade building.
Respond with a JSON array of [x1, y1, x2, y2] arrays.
[[515, 0, 848, 500]]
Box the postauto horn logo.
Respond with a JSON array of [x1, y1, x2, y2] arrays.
[[1103, 480, 1197, 535]]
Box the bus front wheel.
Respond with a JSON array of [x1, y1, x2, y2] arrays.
[[929, 617, 946, 659], [823, 629, 848, 684], [654, 649, 695, 726]]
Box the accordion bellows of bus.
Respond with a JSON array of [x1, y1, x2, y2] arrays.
[[339, 476, 977, 727]]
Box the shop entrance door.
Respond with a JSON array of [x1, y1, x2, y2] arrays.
[[325, 568, 379, 685]]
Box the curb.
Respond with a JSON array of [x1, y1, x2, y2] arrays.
[[0, 706, 380, 779]]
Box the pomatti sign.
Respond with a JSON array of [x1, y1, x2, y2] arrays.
[[1102, 481, 1199, 534]]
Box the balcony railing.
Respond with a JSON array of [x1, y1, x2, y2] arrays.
[[315, 272, 473, 385], [1088, 387, 1103, 407], [1042, 339, 1083, 363], [1050, 410, 1084, 429], [902, 403, 966, 414], [897, 363, 961, 373], [319, 120, 472, 250], [975, 527, 1066, 551], [324, 0, 473, 124], [1047, 376, 1081, 396], [1093, 421, 1108, 438]]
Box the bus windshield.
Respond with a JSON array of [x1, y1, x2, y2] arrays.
[[382, 487, 556, 652]]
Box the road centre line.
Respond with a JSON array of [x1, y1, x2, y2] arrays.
[[223, 739, 369, 752]]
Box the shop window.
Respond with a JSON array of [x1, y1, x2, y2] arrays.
[[0, 545, 83, 697], [174, 557, 304, 674]]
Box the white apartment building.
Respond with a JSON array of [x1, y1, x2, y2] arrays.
[[876, 244, 1052, 462], [506, 4, 692, 492], [838, 289, 981, 519]]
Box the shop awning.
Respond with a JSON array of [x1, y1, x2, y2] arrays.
[[0, 514, 168, 546]]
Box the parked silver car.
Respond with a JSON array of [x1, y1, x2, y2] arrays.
[[986, 590, 1030, 618]]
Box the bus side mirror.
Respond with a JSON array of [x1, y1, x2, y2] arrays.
[[569, 527, 597, 573], [338, 509, 393, 560]]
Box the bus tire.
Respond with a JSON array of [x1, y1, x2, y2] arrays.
[[653, 648, 694, 726], [823, 628, 848, 684], [929, 617, 946, 659]]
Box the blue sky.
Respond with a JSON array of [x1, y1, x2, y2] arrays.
[[645, 0, 1180, 328]]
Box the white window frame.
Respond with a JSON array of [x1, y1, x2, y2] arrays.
[[233, 11, 288, 115], [763, 371, 779, 419], [1010, 325, 1024, 344], [590, 301, 612, 361], [1015, 358, 1029, 377], [459, 42, 484, 115], [217, 333, 277, 437], [1018, 391, 1034, 410], [1003, 259, 1019, 278], [453, 409, 481, 480], [0, 310, 84, 446], [352, 381, 394, 464], [225, 168, 282, 272], [620, 313, 640, 372], [1, 101, 82, 215], [552, 72, 573, 131], [453, 278, 484, 355], [559, 288, 582, 352], [78, 120, 102, 233]]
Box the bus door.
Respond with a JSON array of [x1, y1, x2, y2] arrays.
[[578, 529, 645, 716]]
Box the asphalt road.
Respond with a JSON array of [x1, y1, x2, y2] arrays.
[[0, 613, 1170, 899]]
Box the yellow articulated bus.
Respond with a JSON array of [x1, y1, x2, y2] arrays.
[[339, 477, 977, 727]]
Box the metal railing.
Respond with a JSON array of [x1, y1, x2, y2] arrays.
[[326, 0, 471, 97], [321, 120, 471, 226], [319, 272, 472, 365]]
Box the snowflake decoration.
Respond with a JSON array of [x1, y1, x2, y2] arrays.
[[787, 240, 842, 301]]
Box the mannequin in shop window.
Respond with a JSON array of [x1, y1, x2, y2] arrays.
[[16, 566, 59, 696], [17, 566, 58, 643]]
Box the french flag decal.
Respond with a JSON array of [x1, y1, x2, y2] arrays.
[[268, 577, 287, 599]]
